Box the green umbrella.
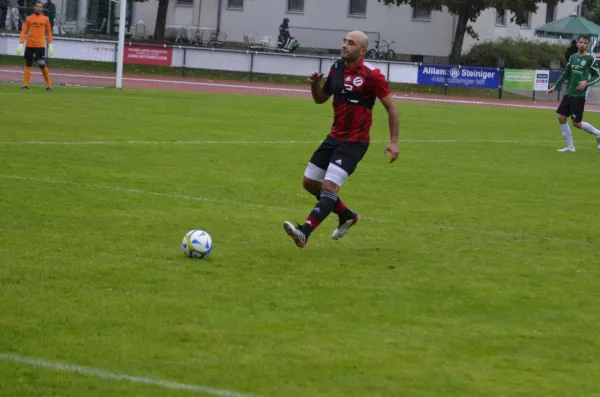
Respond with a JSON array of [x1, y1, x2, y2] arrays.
[[535, 13, 600, 38]]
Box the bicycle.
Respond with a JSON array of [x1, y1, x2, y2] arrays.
[[366, 39, 396, 61]]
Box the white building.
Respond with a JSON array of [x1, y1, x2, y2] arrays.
[[53, 0, 584, 61]]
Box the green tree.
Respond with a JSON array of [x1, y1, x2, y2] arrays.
[[460, 37, 567, 68], [378, 0, 574, 64], [153, 0, 169, 41], [583, 0, 600, 25]]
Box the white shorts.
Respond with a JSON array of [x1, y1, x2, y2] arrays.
[[304, 161, 349, 187]]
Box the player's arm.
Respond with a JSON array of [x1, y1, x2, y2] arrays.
[[45, 17, 53, 43], [18, 17, 29, 50], [308, 72, 331, 104], [17, 18, 29, 54], [588, 58, 600, 86], [380, 94, 399, 163], [45, 17, 54, 55], [550, 60, 572, 91], [373, 73, 399, 163], [576, 58, 600, 91]]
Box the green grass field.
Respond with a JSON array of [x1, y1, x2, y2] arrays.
[[1, 85, 599, 397]]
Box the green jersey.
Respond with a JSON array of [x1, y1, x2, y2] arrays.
[[554, 53, 600, 98]]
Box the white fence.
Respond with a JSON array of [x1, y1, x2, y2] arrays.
[[0, 34, 420, 84]]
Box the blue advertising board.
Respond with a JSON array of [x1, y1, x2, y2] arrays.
[[417, 65, 500, 89], [549, 69, 564, 84]]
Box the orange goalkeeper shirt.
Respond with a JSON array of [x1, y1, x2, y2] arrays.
[[19, 13, 53, 48]]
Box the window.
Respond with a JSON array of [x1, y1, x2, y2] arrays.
[[545, 2, 556, 23], [349, 0, 366, 16], [288, 0, 304, 13], [495, 9, 506, 26], [518, 11, 531, 28], [227, 0, 243, 9], [412, 3, 431, 20], [177, 0, 193, 5], [66, 0, 78, 20]]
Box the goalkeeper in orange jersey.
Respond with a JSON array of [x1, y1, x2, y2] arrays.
[[17, 1, 54, 91]]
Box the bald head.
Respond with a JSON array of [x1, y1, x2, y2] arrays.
[[341, 31, 369, 64], [347, 30, 369, 49]]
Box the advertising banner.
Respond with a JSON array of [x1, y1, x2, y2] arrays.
[[417, 65, 500, 88], [534, 70, 550, 90], [549, 69, 564, 85], [124, 45, 172, 66], [503, 69, 534, 90]]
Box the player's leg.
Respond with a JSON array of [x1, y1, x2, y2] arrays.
[[302, 137, 356, 218], [303, 174, 355, 221], [288, 172, 343, 246], [22, 47, 34, 90], [570, 98, 600, 149], [283, 139, 333, 248], [283, 137, 356, 248], [35, 48, 52, 90], [329, 141, 368, 240], [556, 95, 575, 152], [294, 143, 367, 243], [283, 136, 347, 247]]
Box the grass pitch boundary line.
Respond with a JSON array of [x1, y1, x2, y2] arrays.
[[396, 94, 600, 111], [1, 174, 271, 209], [0, 139, 552, 145], [0, 353, 255, 397], [0, 174, 588, 244]]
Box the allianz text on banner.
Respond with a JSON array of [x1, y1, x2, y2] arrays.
[[417, 65, 500, 89]]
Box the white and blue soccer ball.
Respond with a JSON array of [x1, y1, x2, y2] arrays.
[[182, 230, 213, 259]]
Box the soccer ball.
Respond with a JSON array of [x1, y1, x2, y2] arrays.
[[182, 230, 213, 259]]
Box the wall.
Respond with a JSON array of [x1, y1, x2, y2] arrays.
[[218, 0, 454, 58], [0, 33, 420, 83], [133, 0, 159, 35], [132, 0, 218, 39], [54, 0, 581, 59]]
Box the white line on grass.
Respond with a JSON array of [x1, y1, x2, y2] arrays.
[[0, 68, 593, 112], [0, 174, 588, 244], [1, 174, 274, 210], [0, 139, 555, 145], [393, 94, 586, 111], [0, 353, 254, 397]]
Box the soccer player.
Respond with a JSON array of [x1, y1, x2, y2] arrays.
[[17, 0, 54, 91], [282, 30, 400, 248], [548, 34, 600, 152]]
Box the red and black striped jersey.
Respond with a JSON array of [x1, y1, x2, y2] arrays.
[[323, 59, 391, 142]]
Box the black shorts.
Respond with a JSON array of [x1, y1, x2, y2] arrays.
[[557, 95, 586, 123], [308, 135, 369, 176], [24, 47, 45, 66]]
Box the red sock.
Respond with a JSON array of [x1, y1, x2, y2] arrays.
[[333, 199, 347, 214], [304, 216, 321, 232]]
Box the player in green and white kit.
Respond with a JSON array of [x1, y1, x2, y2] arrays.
[[548, 34, 600, 152]]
